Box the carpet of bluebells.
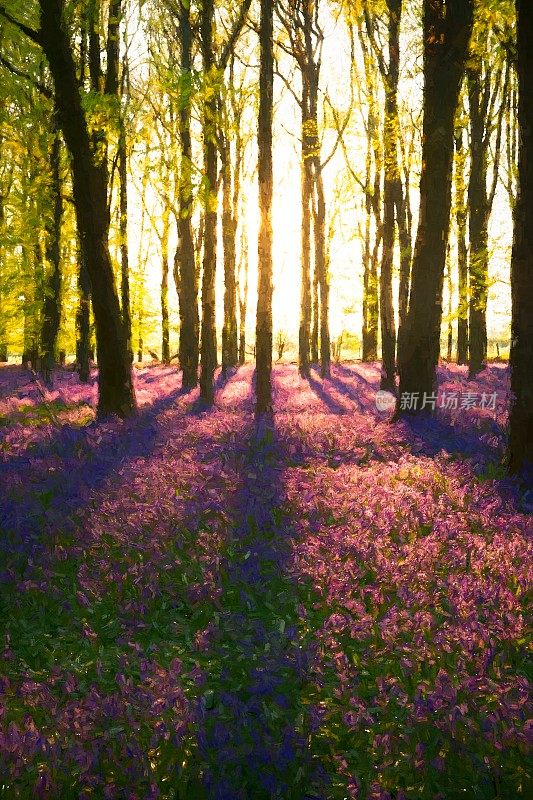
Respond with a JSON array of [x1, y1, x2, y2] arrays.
[[0, 362, 530, 799]]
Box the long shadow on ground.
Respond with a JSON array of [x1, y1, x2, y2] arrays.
[[0, 379, 196, 568], [191, 415, 326, 800]]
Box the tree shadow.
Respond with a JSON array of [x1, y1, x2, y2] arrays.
[[191, 415, 327, 799], [0, 381, 194, 567], [306, 373, 349, 415]]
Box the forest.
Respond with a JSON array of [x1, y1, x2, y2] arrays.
[[0, 0, 531, 797]]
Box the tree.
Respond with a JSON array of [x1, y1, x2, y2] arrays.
[[39, 111, 63, 384], [173, 0, 200, 388], [466, 14, 509, 377], [255, 0, 274, 414], [397, 0, 474, 413], [36, 0, 136, 415], [364, 0, 405, 390], [197, 0, 252, 404], [508, 0, 533, 474]]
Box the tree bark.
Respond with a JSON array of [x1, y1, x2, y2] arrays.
[[509, 0, 533, 474], [255, 0, 274, 414], [174, 0, 199, 389], [299, 81, 313, 377], [76, 244, 91, 383], [467, 61, 489, 376], [238, 225, 249, 365], [221, 141, 239, 373], [199, 0, 218, 405], [39, 115, 63, 384], [455, 127, 469, 364], [161, 204, 170, 364], [397, 0, 473, 413], [39, 0, 135, 416], [315, 166, 330, 377], [379, 0, 402, 391]]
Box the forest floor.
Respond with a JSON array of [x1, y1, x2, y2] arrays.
[[0, 362, 530, 799]]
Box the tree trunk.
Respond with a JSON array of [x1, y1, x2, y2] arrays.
[[361, 93, 380, 362], [311, 260, 319, 364], [467, 62, 489, 376], [397, 0, 473, 413], [255, 0, 274, 414], [238, 226, 249, 365], [221, 146, 239, 373], [199, 0, 218, 405], [39, 0, 135, 417], [175, 0, 199, 389], [118, 128, 132, 362], [76, 244, 91, 383], [509, 0, 533, 474], [379, 0, 402, 391], [299, 82, 313, 377], [455, 127, 469, 364], [161, 204, 170, 364], [40, 116, 63, 385], [315, 166, 330, 377]]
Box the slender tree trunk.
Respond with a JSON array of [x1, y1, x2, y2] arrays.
[[396, 130, 412, 368], [161, 204, 170, 364], [379, 0, 402, 391], [311, 259, 319, 364], [397, 0, 473, 412], [175, 0, 199, 389], [40, 116, 63, 384], [0, 188, 6, 362], [455, 127, 469, 364], [361, 93, 380, 362], [315, 166, 330, 377], [238, 226, 249, 365], [39, 0, 135, 416], [199, 0, 218, 405], [255, 0, 274, 414], [446, 253, 453, 361], [299, 83, 313, 377], [76, 244, 91, 383], [509, 0, 533, 474], [467, 63, 489, 376], [221, 145, 239, 373], [118, 129, 132, 362]]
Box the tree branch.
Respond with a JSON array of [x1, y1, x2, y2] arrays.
[[0, 5, 41, 45]]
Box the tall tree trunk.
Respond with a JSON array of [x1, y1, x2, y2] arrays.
[[397, 0, 473, 413], [446, 253, 453, 361], [455, 127, 469, 364], [238, 225, 249, 365], [255, 0, 274, 414], [467, 62, 489, 376], [361, 66, 380, 363], [0, 187, 6, 362], [221, 144, 239, 373], [161, 204, 170, 364], [199, 0, 218, 405], [299, 82, 313, 377], [379, 0, 402, 391], [311, 258, 319, 364], [175, 0, 199, 389], [40, 115, 63, 384], [39, 0, 135, 417], [76, 244, 91, 383], [315, 166, 330, 377], [118, 129, 132, 362], [509, 0, 533, 474]]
